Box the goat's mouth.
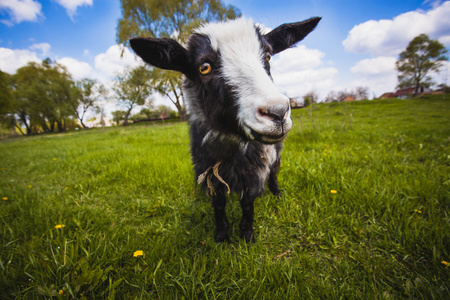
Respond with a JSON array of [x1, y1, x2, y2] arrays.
[[249, 129, 287, 144]]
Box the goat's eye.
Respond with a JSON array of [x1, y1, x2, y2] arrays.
[[265, 53, 271, 62], [199, 63, 212, 75]]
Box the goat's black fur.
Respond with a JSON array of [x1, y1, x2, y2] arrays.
[[130, 17, 321, 242]]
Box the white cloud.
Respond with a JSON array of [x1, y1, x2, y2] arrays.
[[343, 1, 450, 56], [29, 42, 51, 56], [0, 0, 42, 25], [271, 45, 339, 99], [349, 56, 398, 97], [273, 67, 339, 99], [94, 44, 141, 80], [350, 56, 397, 76], [57, 57, 93, 80], [54, 0, 92, 20], [272, 45, 325, 72], [0, 47, 41, 73], [423, 0, 445, 9]]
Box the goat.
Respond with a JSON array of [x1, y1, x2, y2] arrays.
[[130, 17, 321, 242]]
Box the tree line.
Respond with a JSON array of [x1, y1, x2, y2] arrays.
[[296, 86, 371, 107], [0, 60, 178, 136], [0, 59, 104, 136]]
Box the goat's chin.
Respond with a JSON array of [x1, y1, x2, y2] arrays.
[[243, 126, 288, 144], [251, 130, 287, 144]]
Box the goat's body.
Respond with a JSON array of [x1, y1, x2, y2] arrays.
[[130, 16, 321, 242], [190, 122, 282, 197]]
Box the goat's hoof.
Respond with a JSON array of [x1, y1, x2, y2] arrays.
[[215, 232, 229, 243], [241, 230, 255, 243], [269, 188, 282, 198]]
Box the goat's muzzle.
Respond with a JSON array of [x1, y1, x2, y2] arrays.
[[245, 103, 292, 144]]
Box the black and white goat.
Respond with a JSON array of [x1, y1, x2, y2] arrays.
[[130, 17, 321, 242]]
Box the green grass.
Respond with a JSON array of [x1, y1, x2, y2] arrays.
[[1, 96, 449, 299]]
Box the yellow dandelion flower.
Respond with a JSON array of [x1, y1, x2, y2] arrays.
[[330, 190, 337, 194], [53, 158, 57, 161], [58, 290, 63, 295], [133, 250, 144, 257], [442, 261, 449, 266], [64, 187, 68, 190], [27, 185, 32, 188], [54, 224, 65, 229], [414, 209, 422, 213], [2, 197, 7, 200]]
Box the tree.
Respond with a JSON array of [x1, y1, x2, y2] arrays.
[[74, 78, 106, 129], [95, 106, 106, 128], [396, 34, 448, 97], [324, 91, 338, 103], [44, 60, 79, 133], [149, 68, 187, 120], [112, 110, 127, 126], [11, 59, 78, 134], [116, 0, 241, 120], [0, 70, 15, 133], [114, 65, 153, 125], [354, 86, 369, 100], [303, 90, 319, 106]]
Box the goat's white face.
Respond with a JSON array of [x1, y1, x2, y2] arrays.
[[195, 19, 292, 143]]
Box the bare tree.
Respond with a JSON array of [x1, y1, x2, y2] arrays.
[[114, 66, 153, 125], [303, 90, 320, 106], [74, 79, 106, 129], [324, 91, 338, 103], [354, 86, 369, 100]]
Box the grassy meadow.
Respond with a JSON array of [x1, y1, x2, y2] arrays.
[[0, 96, 449, 299]]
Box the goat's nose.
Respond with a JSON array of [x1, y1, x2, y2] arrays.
[[260, 104, 289, 124]]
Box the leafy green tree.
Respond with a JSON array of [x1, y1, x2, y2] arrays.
[[116, 0, 241, 120], [13, 63, 42, 135], [74, 79, 107, 129], [114, 65, 153, 125], [11, 59, 78, 135], [112, 110, 127, 126], [43, 60, 79, 132], [0, 70, 15, 132], [396, 34, 448, 97]]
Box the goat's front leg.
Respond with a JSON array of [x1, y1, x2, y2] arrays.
[[212, 192, 229, 243], [268, 159, 282, 197], [268, 171, 281, 198], [240, 193, 257, 243]]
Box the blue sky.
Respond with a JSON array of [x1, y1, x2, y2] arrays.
[[1, 0, 449, 109]]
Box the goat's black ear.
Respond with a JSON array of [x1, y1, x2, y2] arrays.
[[130, 37, 192, 77], [265, 17, 321, 54]]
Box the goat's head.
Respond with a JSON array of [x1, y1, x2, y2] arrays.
[[130, 17, 321, 144]]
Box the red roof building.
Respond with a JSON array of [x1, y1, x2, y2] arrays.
[[379, 92, 395, 99], [342, 95, 355, 102]]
